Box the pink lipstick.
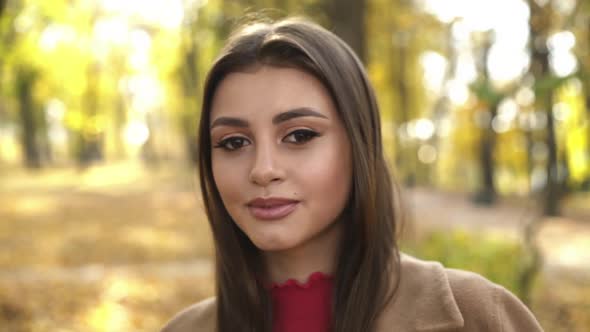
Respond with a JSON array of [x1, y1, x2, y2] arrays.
[[247, 197, 299, 220]]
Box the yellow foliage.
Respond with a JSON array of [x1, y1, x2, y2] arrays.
[[555, 80, 590, 185], [65, 110, 84, 130]]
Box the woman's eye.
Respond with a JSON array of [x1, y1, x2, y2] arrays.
[[214, 137, 250, 151], [283, 129, 319, 144]]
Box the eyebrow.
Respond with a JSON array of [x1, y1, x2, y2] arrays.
[[210, 107, 328, 129]]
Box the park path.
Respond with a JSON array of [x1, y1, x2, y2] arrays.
[[406, 187, 590, 274]]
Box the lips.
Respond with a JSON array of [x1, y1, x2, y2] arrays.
[[247, 197, 299, 220]]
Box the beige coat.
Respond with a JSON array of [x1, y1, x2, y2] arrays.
[[161, 254, 544, 331]]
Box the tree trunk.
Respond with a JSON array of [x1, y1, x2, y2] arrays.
[[514, 0, 552, 309], [477, 104, 498, 204], [430, 23, 456, 188], [393, 29, 415, 186], [543, 87, 560, 215], [529, 2, 561, 215], [0, 0, 6, 18], [113, 94, 126, 159], [16, 66, 41, 169], [78, 63, 103, 168], [324, 0, 367, 62], [474, 33, 497, 204], [180, 11, 201, 165], [578, 19, 590, 189]]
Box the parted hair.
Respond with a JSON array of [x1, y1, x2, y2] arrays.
[[198, 17, 401, 332]]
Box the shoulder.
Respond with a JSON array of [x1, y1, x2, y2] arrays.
[[160, 297, 216, 332], [444, 267, 544, 331], [384, 254, 544, 331]]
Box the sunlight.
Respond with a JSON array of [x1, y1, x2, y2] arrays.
[[14, 9, 35, 33], [10, 196, 58, 217], [79, 161, 146, 188], [83, 274, 163, 331], [124, 121, 150, 147], [548, 31, 576, 51], [537, 219, 590, 269], [515, 86, 535, 107], [86, 301, 131, 332], [455, 52, 478, 84], [498, 99, 519, 123], [557, 243, 588, 267], [99, 0, 184, 29], [93, 18, 129, 48], [420, 51, 447, 94], [552, 52, 578, 77], [488, 47, 530, 84], [491, 117, 510, 134], [39, 23, 77, 51], [420, 0, 530, 85], [420, 0, 529, 32], [129, 29, 152, 70], [437, 118, 453, 138], [412, 118, 436, 141], [553, 0, 577, 15], [46, 99, 69, 161], [418, 144, 437, 164], [492, 98, 519, 134], [570, 146, 590, 181], [124, 226, 193, 252], [552, 102, 570, 122], [0, 126, 20, 164], [445, 79, 469, 105], [126, 74, 164, 112], [548, 31, 578, 77]]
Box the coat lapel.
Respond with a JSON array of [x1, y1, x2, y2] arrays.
[[376, 254, 464, 331]]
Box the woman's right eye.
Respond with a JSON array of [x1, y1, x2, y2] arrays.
[[213, 137, 250, 151]]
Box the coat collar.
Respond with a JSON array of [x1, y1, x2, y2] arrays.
[[376, 253, 464, 331], [172, 254, 465, 331]]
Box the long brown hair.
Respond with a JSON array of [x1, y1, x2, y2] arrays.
[[198, 17, 401, 332]]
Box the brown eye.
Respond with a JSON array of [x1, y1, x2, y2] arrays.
[[283, 129, 319, 144], [214, 137, 251, 151]]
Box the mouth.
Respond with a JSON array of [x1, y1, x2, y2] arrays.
[[247, 197, 299, 220]]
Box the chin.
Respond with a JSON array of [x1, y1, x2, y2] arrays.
[[250, 234, 298, 252]]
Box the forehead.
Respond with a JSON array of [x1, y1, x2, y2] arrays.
[[210, 65, 336, 120]]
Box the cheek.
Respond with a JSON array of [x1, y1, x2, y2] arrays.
[[212, 154, 247, 205], [298, 139, 352, 206]]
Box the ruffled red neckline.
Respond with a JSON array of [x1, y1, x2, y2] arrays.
[[268, 272, 333, 290]]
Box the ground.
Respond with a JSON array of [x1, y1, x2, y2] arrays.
[[0, 161, 588, 331]]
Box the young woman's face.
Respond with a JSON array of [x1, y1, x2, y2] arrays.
[[210, 65, 352, 252]]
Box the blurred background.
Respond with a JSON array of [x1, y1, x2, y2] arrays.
[[0, 0, 589, 330]]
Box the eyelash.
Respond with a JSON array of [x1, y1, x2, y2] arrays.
[[213, 136, 250, 151], [213, 129, 320, 152]]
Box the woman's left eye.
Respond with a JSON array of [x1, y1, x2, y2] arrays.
[[283, 129, 319, 144]]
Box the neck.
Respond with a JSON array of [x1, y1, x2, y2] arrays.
[[264, 221, 342, 284]]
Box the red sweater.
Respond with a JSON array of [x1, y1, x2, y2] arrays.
[[269, 272, 333, 332]]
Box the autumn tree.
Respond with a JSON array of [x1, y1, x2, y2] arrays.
[[323, 0, 367, 62], [471, 32, 502, 204], [0, 0, 45, 169], [0, 0, 6, 17]]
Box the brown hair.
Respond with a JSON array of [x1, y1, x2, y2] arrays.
[[198, 17, 401, 332]]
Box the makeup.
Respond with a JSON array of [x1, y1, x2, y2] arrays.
[[247, 198, 299, 220]]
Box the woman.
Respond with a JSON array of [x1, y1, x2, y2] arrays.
[[162, 17, 543, 332]]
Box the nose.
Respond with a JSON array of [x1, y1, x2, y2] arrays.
[[249, 143, 285, 187]]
